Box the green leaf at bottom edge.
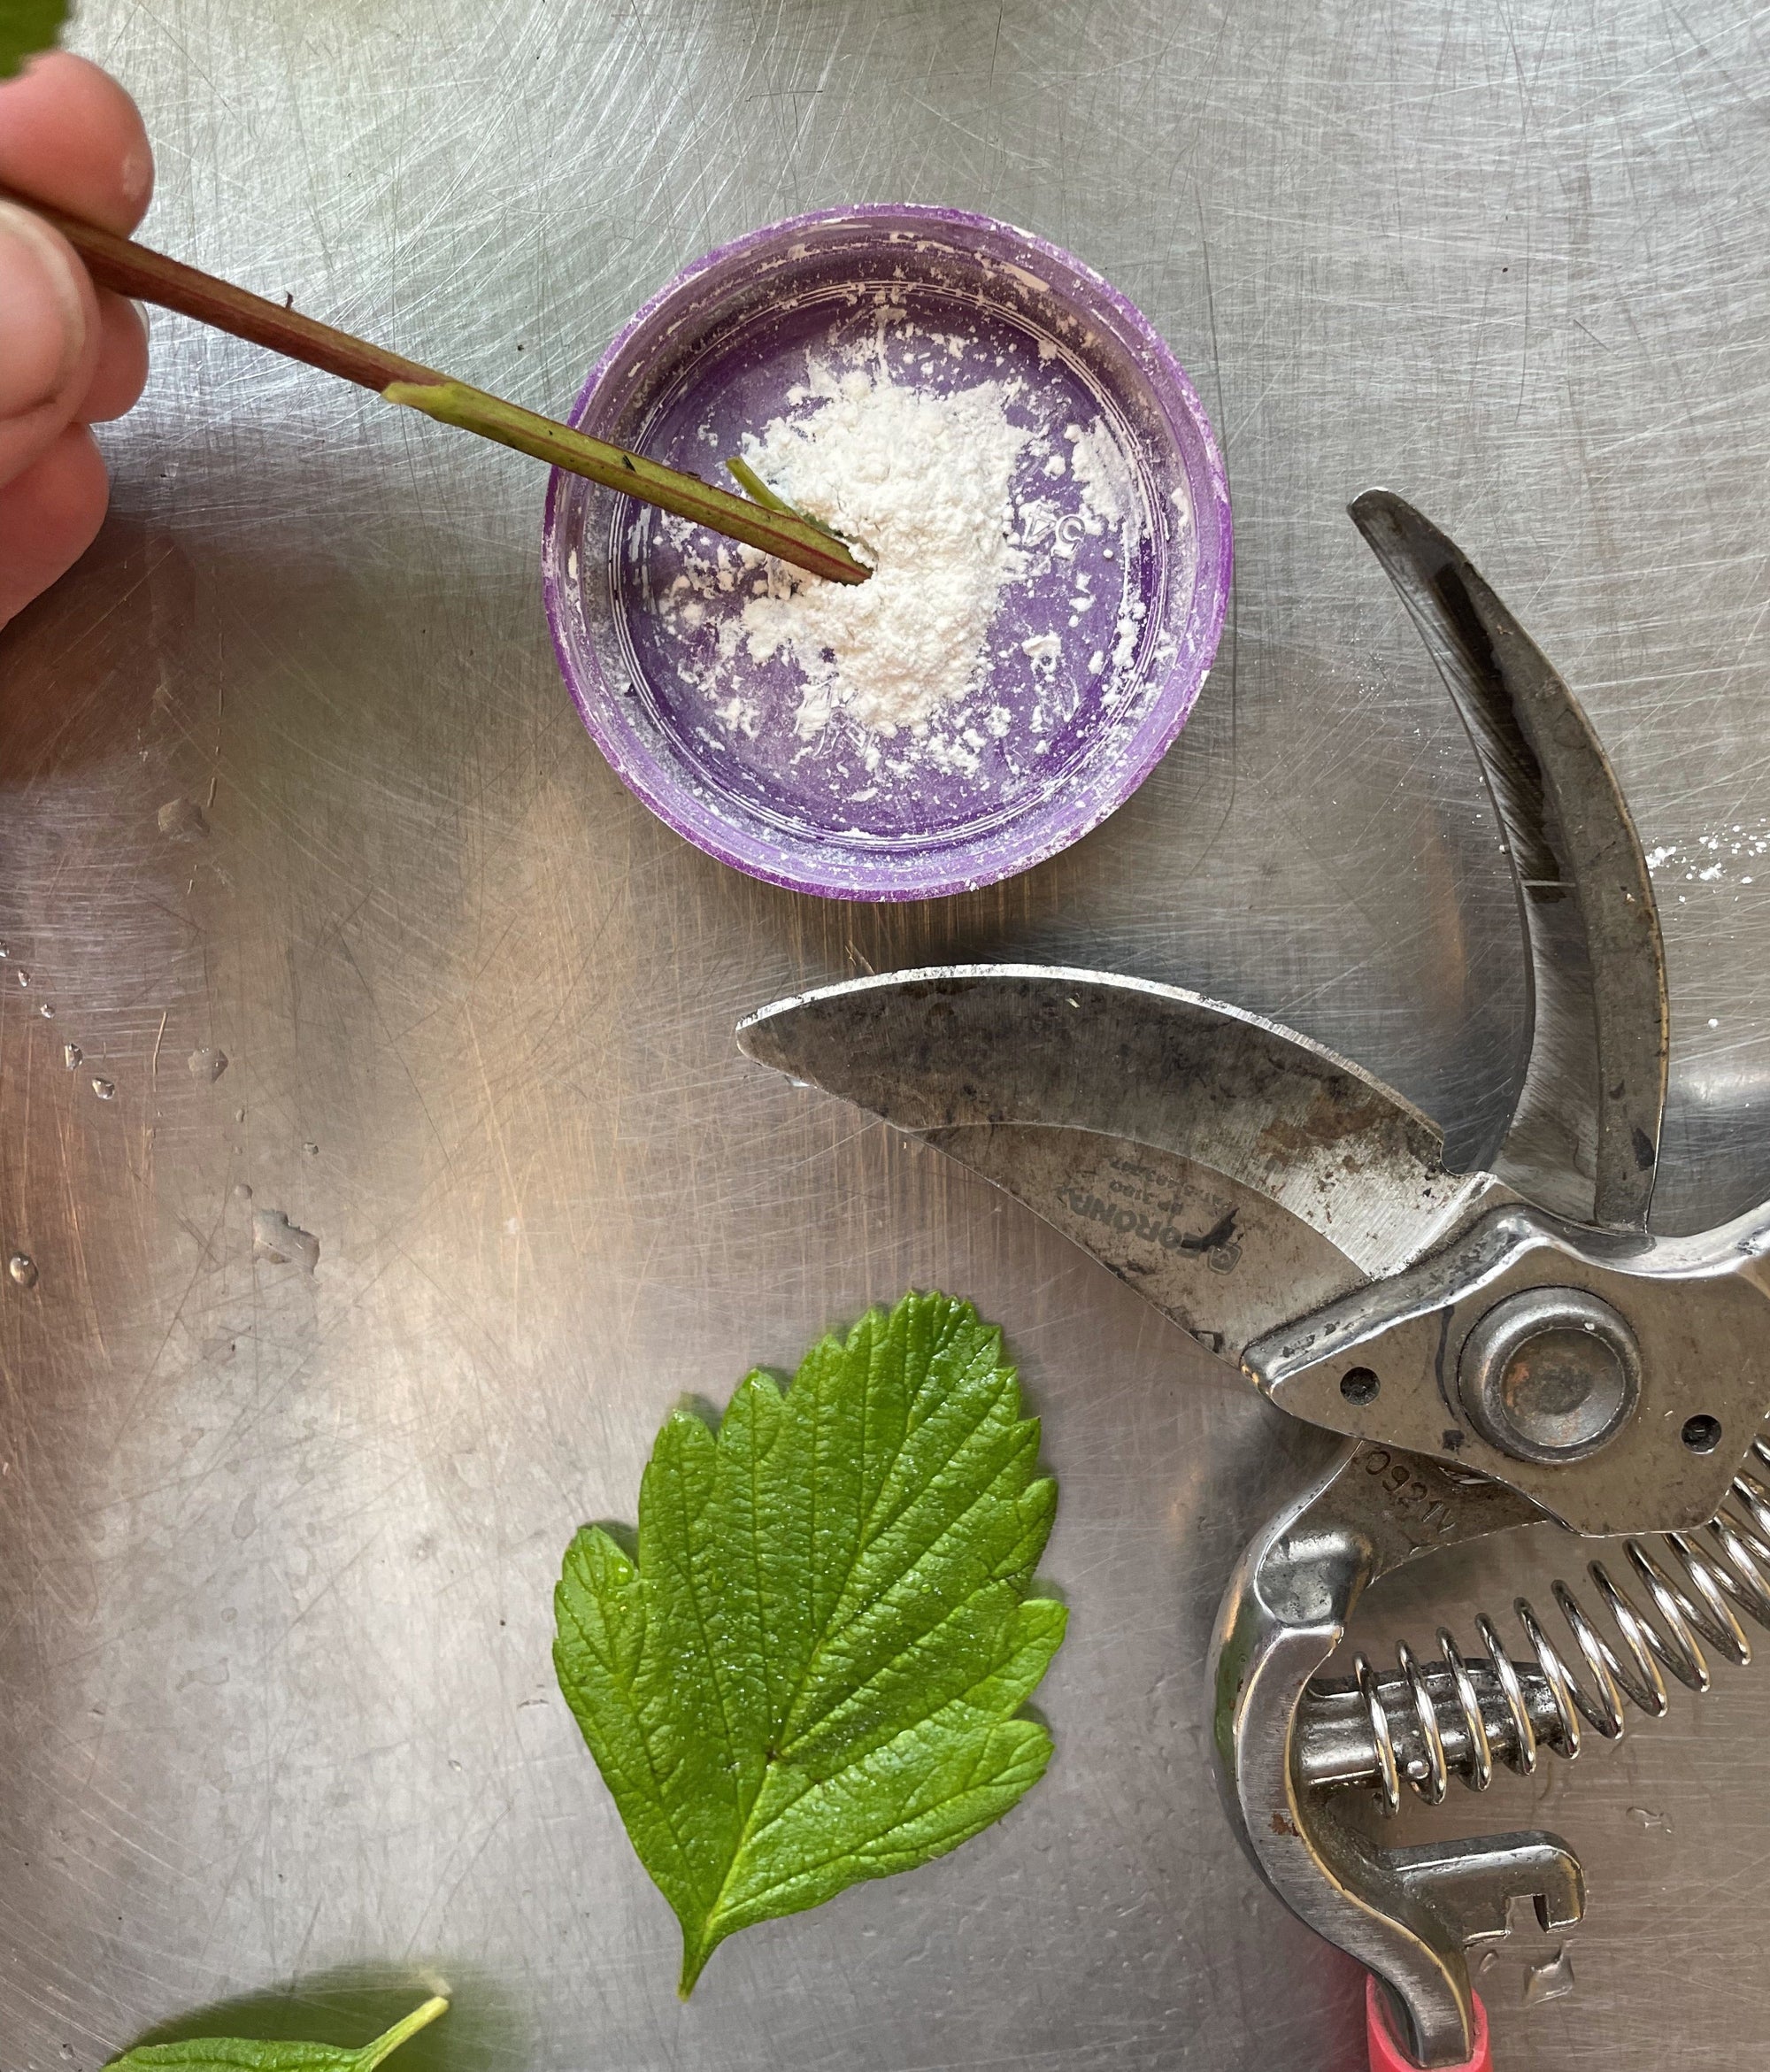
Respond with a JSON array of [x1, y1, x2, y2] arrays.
[[104, 1994, 449, 2071], [0, 0, 71, 79]]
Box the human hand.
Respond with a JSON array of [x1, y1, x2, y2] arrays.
[[0, 51, 152, 628]]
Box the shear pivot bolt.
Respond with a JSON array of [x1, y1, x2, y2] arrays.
[[1458, 1287, 1641, 1464]]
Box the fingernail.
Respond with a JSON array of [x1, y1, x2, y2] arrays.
[[0, 200, 88, 419]]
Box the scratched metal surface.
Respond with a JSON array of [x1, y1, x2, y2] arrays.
[[3, 4, 1767, 2068]]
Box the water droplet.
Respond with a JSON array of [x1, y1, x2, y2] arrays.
[[188, 1046, 228, 1082], [1523, 1947, 1575, 2006], [63, 1043, 82, 1069], [1628, 1806, 1671, 1831], [91, 1077, 115, 1100], [8, 1253, 38, 1289], [235, 1107, 246, 1123], [233, 1182, 253, 1201], [157, 797, 210, 840], [1477, 1950, 1500, 1976], [37, 1001, 52, 1018], [303, 1141, 319, 1156], [251, 1206, 319, 1274], [14, 968, 27, 987]]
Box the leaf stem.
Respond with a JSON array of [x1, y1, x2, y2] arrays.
[[0, 183, 869, 588], [357, 1997, 450, 2069], [388, 384, 867, 585]]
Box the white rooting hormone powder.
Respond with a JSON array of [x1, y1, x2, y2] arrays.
[[651, 311, 1155, 794], [734, 369, 1029, 738]]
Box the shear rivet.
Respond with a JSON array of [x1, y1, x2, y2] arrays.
[[1341, 1367, 1381, 1406], [1682, 1413, 1722, 1453]]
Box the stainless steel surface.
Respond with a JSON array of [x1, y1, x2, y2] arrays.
[[5, 3, 1770, 2068], [1349, 490, 1669, 1234]]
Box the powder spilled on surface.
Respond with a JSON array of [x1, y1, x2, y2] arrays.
[[732, 369, 1028, 739]]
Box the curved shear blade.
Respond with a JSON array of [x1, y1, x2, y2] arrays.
[[738, 966, 1497, 1366], [1351, 490, 1667, 1231]]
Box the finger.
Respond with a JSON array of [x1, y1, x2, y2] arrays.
[[0, 199, 85, 411], [78, 291, 150, 422], [0, 51, 154, 234], [0, 198, 100, 484], [0, 423, 109, 630]]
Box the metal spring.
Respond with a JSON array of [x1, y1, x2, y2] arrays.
[[1301, 1434, 1770, 1814]]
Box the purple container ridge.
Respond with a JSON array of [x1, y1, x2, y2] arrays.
[[542, 204, 1231, 901]]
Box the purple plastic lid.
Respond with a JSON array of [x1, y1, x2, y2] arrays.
[[543, 204, 1230, 901]]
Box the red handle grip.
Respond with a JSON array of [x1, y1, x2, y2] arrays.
[[1366, 1976, 1491, 2072]]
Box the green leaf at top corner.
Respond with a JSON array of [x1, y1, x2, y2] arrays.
[[553, 1289, 1067, 1997], [0, 0, 71, 80], [103, 1994, 449, 2072]]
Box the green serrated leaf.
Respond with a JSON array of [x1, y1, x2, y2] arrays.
[[0, 0, 69, 79], [554, 1290, 1066, 1995], [104, 1995, 449, 2071]]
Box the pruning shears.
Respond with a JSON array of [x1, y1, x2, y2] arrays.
[[735, 493, 1770, 2069]]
